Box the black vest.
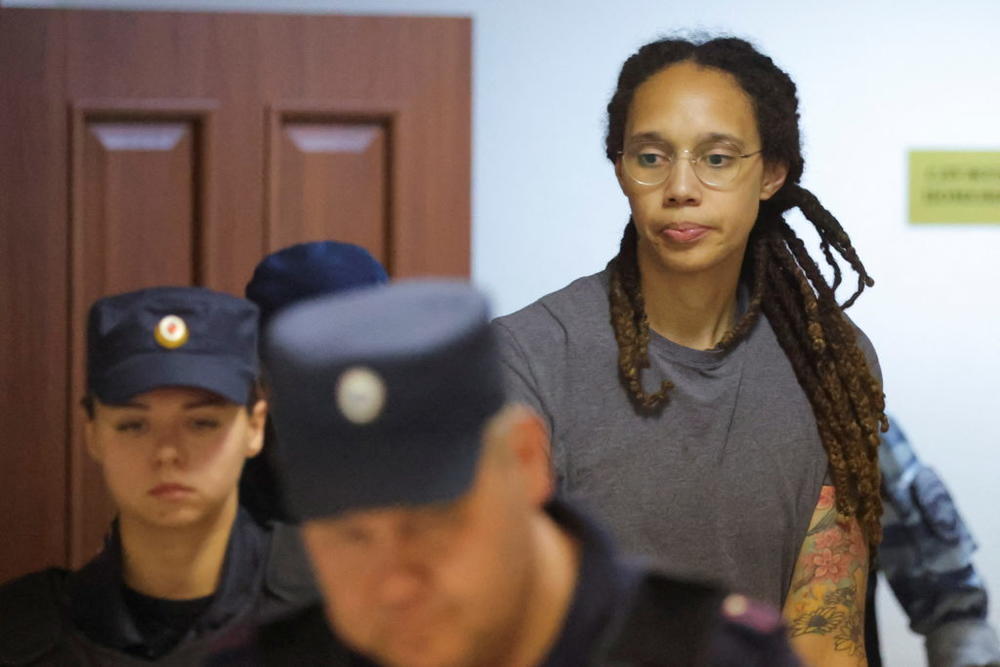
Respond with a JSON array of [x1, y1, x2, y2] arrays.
[[0, 511, 318, 666]]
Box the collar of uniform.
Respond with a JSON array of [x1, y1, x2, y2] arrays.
[[540, 498, 641, 667], [244, 499, 628, 667], [68, 507, 269, 657], [261, 520, 320, 608], [597, 571, 725, 666], [545, 499, 732, 667]]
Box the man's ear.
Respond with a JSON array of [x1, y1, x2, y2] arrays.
[[759, 161, 789, 201], [505, 404, 554, 506], [245, 399, 267, 459]]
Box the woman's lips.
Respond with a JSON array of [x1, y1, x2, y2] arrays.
[[149, 483, 195, 500], [661, 223, 711, 244]]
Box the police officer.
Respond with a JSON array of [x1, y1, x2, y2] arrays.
[[224, 280, 803, 667], [871, 416, 1000, 667], [0, 287, 316, 666], [241, 240, 389, 524]]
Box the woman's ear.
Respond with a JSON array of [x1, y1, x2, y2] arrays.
[[245, 399, 267, 459], [84, 418, 102, 464], [760, 161, 789, 201]]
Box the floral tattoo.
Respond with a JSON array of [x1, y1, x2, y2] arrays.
[[786, 485, 868, 660]]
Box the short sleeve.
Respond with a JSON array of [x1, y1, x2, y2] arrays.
[[491, 319, 551, 433], [850, 322, 882, 387]]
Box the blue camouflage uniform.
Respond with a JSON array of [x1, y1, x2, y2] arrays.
[[878, 416, 1000, 667]]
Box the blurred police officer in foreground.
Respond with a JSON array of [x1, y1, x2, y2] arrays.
[[241, 240, 389, 524], [0, 287, 316, 666], [217, 280, 803, 667]]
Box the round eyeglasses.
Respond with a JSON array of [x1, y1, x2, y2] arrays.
[[619, 143, 763, 189]]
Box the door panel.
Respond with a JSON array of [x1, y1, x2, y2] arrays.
[[256, 14, 472, 276], [0, 7, 471, 581], [270, 118, 388, 263], [64, 11, 264, 298], [80, 121, 198, 282], [70, 106, 207, 563]]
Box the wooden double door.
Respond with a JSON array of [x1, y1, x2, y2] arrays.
[[0, 7, 471, 582]]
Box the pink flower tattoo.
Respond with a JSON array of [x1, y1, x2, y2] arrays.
[[812, 548, 846, 580]]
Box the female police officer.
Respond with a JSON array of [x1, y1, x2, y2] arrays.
[[0, 286, 316, 665]]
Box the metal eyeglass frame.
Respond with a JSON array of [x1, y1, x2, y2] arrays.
[[618, 147, 763, 188]]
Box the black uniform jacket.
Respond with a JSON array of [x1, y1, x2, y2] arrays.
[[211, 501, 802, 667], [0, 508, 318, 666]]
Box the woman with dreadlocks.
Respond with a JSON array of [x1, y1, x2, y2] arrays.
[[493, 36, 886, 665]]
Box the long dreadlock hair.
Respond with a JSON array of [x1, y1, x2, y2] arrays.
[[605, 36, 887, 546]]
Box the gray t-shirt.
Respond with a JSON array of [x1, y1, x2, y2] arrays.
[[493, 269, 880, 608]]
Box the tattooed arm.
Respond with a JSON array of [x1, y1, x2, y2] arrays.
[[783, 485, 869, 666]]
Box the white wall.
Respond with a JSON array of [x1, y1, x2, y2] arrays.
[[10, 0, 1000, 664]]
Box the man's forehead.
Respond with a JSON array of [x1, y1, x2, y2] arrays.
[[308, 495, 470, 529]]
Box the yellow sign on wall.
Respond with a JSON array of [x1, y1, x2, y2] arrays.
[[909, 151, 1000, 223]]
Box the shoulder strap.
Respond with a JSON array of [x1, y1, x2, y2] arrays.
[[0, 568, 71, 665], [596, 570, 726, 667]]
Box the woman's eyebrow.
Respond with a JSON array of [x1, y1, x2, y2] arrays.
[[626, 131, 669, 144], [696, 132, 745, 146], [626, 131, 746, 146]]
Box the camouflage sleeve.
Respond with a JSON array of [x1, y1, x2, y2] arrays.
[[879, 416, 1000, 666], [925, 619, 1000, 667]]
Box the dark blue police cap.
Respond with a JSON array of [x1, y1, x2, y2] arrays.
[[245, 241, 388, 328], [87, 286, 260, 405], [262, 281, 505, 520]]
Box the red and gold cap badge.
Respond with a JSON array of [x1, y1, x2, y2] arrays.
[[154, 314, 190, 349]]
